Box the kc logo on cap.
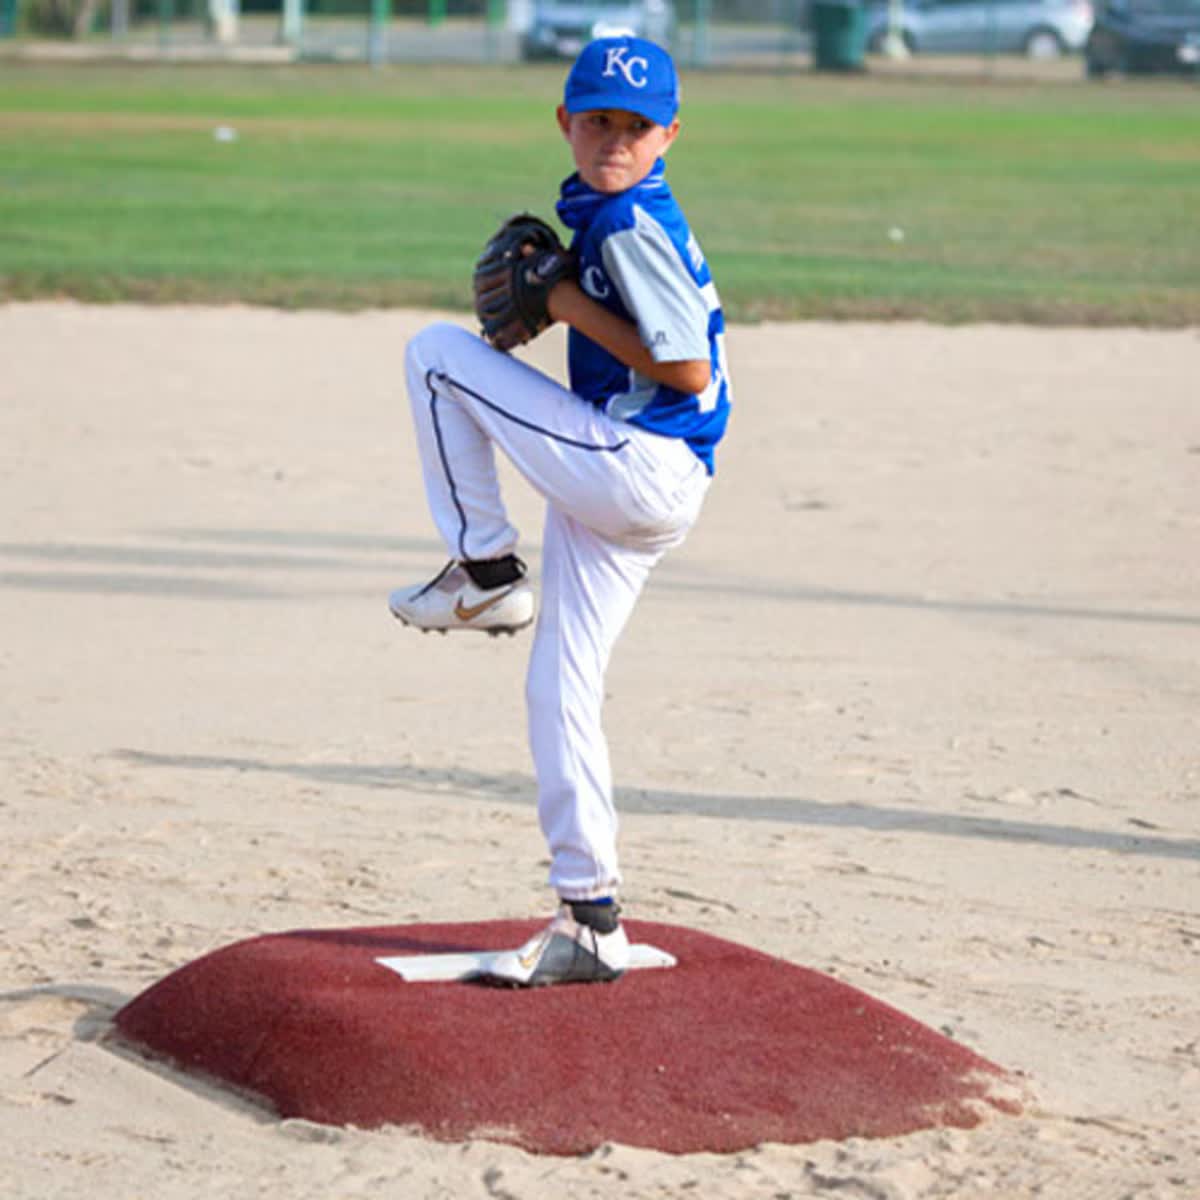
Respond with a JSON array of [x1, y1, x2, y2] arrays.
[[603, 45, 650, 87], [564, 36, 680, 128]]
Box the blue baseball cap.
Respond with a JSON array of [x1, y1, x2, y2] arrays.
[[563, 36, 680, 128]]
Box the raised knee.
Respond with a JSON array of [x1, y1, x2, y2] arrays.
[[405, 321, 474, 373]]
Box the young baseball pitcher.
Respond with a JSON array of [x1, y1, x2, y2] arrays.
[[390, 35, 732, 986]]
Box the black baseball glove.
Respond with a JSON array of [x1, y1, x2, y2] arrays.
[[472, 214, 576, 352]]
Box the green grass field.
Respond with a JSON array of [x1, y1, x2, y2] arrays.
[[1, 62, 1198, 324]]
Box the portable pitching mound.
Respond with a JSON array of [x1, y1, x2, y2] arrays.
[[112, 920, 1022, 1154]]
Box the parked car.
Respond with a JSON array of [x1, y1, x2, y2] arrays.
[[865, 0, 1094, 56], [520, 0, 676, 60], [1084, 0, 1200, 72]]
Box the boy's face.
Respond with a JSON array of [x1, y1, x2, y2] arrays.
[[557, 106, 680, 195]]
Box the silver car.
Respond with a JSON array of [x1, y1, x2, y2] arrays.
[[866, 0, 1095, 56], [520, 0, 676, 60]]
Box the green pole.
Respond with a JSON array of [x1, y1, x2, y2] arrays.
[[158, 0, 174, 51], [692, 0, 710, 66], [427, 0, 445, 27], [0, 0, 17, 38], [484, 0, 502, 59], [368, 0, 389, 64]]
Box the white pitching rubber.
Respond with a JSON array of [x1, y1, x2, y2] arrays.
[[376, 943, 677, 984]]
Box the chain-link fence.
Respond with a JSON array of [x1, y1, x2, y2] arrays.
[[0, 0, 1096, 73], [0, 0, 819, 66]]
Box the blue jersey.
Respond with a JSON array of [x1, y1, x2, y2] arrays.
[[556, 160, 732, 475]]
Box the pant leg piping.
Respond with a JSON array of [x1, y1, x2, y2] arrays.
[[430, 369, 630, 454], [426, 381, 471, 561]]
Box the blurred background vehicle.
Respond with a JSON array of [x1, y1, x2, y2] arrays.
[[1084, 0, 1200, 72], [865, 0, 1094, 56], [519, 0, 676, 59]]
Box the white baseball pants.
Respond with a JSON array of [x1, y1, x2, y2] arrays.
[[404, 322, 709, 900]]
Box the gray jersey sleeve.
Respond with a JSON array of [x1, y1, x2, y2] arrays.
[[601, 206, 711, 364]]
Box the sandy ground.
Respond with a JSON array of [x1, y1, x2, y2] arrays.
[[1, 302, 1197, 1198]]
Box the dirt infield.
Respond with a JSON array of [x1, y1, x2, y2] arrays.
[[1, 302, 1197, 1197]]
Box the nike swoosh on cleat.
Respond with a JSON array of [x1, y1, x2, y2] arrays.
[[453, 588, 515, 623], [517, 931, 550, 971]]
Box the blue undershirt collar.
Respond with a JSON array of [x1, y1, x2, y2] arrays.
[[556, 159, 667, 232]]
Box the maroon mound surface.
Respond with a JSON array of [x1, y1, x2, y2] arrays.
[[113, 921, 1020, 1154]]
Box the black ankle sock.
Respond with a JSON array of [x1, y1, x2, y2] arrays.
[[462, 554, 524, 590], [567, 899, 621, 934]]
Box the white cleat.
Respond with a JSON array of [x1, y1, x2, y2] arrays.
[[478, 903, 630, 987], [388, 561, 535, 636]]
